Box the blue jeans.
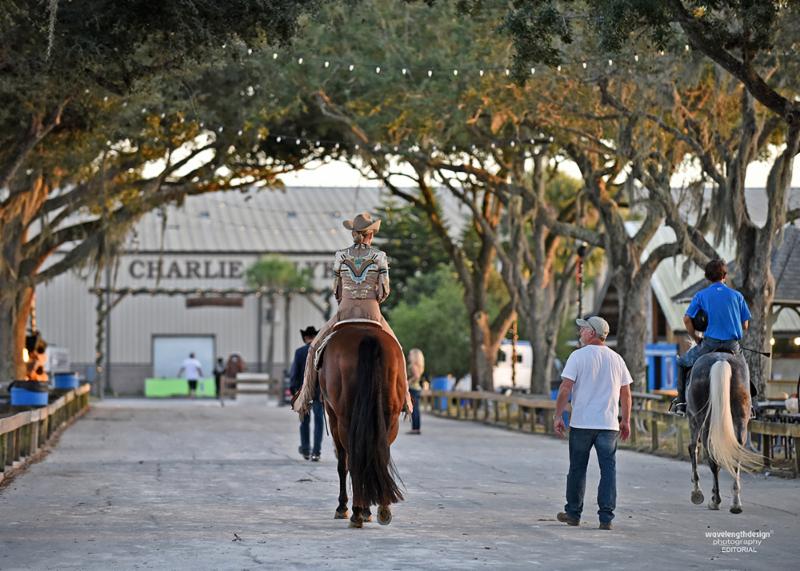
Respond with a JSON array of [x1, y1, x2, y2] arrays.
[[565, 428, 618, 524], [300, 400, 324, 455], [409, 389, 421, 431], [677, 336, 740, 368]]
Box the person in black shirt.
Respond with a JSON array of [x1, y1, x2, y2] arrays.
[[290, 326, 323, 461]]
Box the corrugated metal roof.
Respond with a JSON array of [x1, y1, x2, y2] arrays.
[[124, 186, 469, 254]]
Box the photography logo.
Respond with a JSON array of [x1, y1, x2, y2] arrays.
[[705, 529, 774, 553]]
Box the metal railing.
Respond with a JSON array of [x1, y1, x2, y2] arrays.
[[420, 390, 800, 477], [0, 384, 91, 484]]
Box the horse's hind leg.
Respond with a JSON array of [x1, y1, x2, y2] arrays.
[[378, 505, 392, 525], [708, 457, 722, 510], [730, 463, 742, 514], [689, 436, 704, 505], [329, 416, 349, 520], [349, 506, 365, 528]]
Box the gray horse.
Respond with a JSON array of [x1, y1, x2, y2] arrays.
[[687, 352, 761, 513]]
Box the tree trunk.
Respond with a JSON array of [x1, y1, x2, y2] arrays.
[[469, 310, 496, 391], [266, 293, 276, 378], [0, 285, 33, 381], [283, 293, 292, 376], [737, 227, 773, 397], [615, 276, 649, 392]]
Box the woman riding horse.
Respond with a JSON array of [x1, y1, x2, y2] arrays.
[[292, 211, 411, 415]]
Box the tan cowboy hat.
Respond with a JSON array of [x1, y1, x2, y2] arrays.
[[342, 211, 381, 233]]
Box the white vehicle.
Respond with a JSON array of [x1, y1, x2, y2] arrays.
[[493, 340, 533, 392]]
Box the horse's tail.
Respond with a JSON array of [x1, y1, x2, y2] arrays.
[[348, 335, 403, 506], [705, 360, 761, 474]]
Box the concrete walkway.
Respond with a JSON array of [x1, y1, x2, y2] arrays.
[[0, 398, 797, 570]]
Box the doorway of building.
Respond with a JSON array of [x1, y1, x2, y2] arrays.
[[152, 335, 215, 378]]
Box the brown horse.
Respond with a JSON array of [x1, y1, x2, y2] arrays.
[[318, 323, 406, 528]]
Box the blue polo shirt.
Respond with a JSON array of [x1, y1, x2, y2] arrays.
[[685, 282, 751, 341]]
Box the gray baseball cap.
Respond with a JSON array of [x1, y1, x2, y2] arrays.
[[576, 316, 610, 338]]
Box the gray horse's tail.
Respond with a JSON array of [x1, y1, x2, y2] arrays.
[[705, 361, 761, 474]]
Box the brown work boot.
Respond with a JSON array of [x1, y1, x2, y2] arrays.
[[557, 512, 579, 526]]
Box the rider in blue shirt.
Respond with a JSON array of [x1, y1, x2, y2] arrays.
[[671, 259, 752, 415]]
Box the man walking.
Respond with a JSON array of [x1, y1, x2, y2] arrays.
[[554, 316, 632, 530], [671, 259, 752, 415], [177, 352, 204, 398], [290, 326, 323, 461]]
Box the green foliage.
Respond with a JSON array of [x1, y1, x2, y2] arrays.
[[389, 263, 510, 378], [376, 197, 450, 310], [245, 256, 313, 290], [389, 267, 471, 378]]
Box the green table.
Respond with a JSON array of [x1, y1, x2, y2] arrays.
[[144, 377, 216, 398]]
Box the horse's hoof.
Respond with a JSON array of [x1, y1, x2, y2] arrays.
[[708, 502, 720, 511], [691, 491, 704, 505], [349, 517, 363, 529], [334, 509, 349, 519], [730, 505, 742, 514], [377, 506, 392, 526]]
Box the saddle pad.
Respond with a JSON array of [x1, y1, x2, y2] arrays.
[[314, 319, 396, 371]]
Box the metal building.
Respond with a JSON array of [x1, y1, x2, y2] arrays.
[[35, 186, 463, 395]]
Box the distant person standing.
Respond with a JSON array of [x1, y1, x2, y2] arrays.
[[407, 348, 428, 435], [177, 352, 204, 398], [553, 316, 632, 531], [213, 357, 225, 399], [290, 326, 323, 461]]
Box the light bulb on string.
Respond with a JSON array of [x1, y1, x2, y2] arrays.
[[453, 69, 458, 76], [480, 69, 485, 77], [297, 57, 304, 65], [582, 62, 587, 69], [349, 64, 355, 72], [324, 61, 330, 68], [634, 54, 639, 62], [608, 59, 613, 66], [427, 70, 433, 77], [276, 136, 282, 143], [530, 67, 536, 75], [375, 66, 381, 74], [557, 65, 562, 72], [505, 68, 510, 76], [273, 52, 278, 59], [402, 68, 407, 75]]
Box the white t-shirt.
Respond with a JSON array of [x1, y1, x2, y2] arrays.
[[561, 344, 633, 430], [181, 358, 203, 380]]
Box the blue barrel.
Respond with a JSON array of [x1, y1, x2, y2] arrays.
[[430, 376, 455, 411], [10, 381, 49, 407], [54, 372, 79, 389]]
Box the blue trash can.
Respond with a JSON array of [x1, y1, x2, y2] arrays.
[[10, 381, 49, 407], [54, 372, 79, 390], [431, 376, 455, 411]]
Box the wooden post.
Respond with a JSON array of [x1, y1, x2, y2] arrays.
[[675, 418, 684, 459], [518, 406, 525, 430], [651, 419, 659, 452], [762, 434, 771, 469], [544, 411, 554, 435], [0, 433, 6, 471], [793, 437, 799, 478], [531, 407, 538, 433]]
